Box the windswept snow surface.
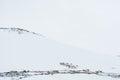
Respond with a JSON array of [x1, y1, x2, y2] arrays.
[[0, 28, 120, 80]]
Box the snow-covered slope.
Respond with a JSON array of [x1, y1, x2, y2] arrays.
[[0, 28, 120, 80]]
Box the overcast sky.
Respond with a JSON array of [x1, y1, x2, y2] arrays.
[[0, 0, 120, 54]]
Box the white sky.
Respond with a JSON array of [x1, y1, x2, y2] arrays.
[[0, 0, 120, 54]]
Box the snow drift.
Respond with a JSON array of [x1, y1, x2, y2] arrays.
[[0, 28, 120, 80]]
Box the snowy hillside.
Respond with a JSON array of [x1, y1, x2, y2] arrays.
[[0, 28, 120, 80]]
